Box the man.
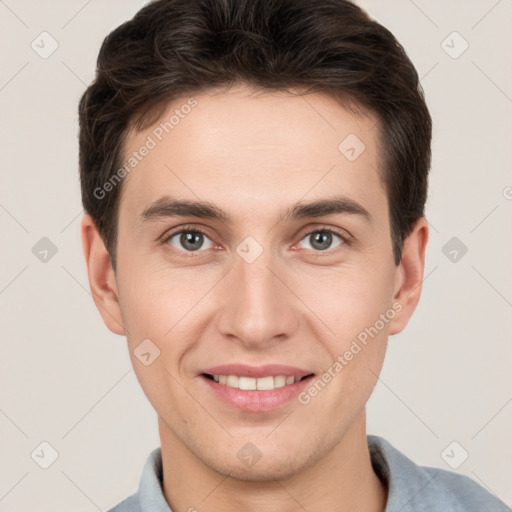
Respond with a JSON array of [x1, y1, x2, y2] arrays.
[[79, 0, 509, 510]]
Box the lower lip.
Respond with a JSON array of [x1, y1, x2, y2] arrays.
[[200, 375, 314, 412]]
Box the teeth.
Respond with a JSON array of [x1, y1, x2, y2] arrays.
[[274, 375, 286, 388], [256, 376, 274, 390], [239, 376, 256, 390], [209, 374, 305, 390], [226, 375, 238, 388]]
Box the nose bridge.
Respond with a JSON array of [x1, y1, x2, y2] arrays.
[[217, 241, 298, 346]]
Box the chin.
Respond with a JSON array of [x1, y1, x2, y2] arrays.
[[217, 459, 303, 482], [203, 445, 319, 482]]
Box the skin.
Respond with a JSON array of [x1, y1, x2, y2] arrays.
[[82, 84, 428, 512]]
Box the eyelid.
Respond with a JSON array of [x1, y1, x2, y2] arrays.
[[292, 223, 352, 248], [160, 223, 352, 256], [160, 224, 215, 251], [292, 224, 351, 254]]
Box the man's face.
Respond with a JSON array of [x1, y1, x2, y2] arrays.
[[103, 86, 411, 479]]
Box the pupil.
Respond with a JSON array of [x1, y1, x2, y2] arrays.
[[311, 232, 331, 250], [181, 232, 203, 251]]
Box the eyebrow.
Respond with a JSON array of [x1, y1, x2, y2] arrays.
[[138, 195, 371, 225]]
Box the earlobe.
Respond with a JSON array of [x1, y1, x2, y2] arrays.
[[80, 215, 126, 336], [388, 217, 429, 336]]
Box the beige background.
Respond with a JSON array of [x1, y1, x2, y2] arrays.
[[0, 0, 511, 510]]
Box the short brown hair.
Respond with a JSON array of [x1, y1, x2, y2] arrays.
[[79, 0, 432, 268]]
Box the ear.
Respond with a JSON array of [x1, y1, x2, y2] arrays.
[[388, 217, 429, 336], [81, 214, 126, 336]]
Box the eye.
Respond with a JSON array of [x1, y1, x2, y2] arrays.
[[297, 228, 345, 252], [164, 228, 215, 252]]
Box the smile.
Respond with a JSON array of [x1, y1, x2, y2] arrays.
[[199, 364, 316, 411], [203, 374, 310, 391]]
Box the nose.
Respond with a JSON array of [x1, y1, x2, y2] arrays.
[[216, 246, 300, 350]]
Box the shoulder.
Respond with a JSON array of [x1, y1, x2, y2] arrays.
[[107, 493, 140, 512], [106, 447, 165, 512], [368, 435, 510, 512], [417, 465, 510, 511]]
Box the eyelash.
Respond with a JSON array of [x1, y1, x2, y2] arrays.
[[160, 224, 350, 258]]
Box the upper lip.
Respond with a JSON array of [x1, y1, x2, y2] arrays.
[[201, 364, 314, 379]]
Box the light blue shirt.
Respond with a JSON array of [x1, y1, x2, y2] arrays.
[[108, 435, 510, 511]]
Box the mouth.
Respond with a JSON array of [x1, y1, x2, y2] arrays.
[[199, 364, 316, 412], [201, 373, 314, 391]]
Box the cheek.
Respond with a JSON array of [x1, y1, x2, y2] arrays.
[[290, 259, 395, 405], [115, 261, 227, 387], [117, 257, 206, 337], [117, 268, 203, 412], [290, 258, 396, 339], [296, 275, 392, 422]]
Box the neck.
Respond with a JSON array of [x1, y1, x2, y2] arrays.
[[159, 411, 388, 512]]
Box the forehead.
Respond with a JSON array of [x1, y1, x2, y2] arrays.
[[119, 86, 386, 224]]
